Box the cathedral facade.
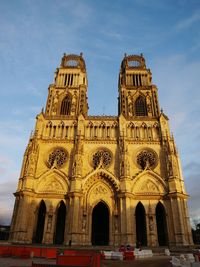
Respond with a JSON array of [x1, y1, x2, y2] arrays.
[[9, 53, 193, 247]]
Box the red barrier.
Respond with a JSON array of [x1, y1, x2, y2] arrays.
[[0, 246, 57, 259], [124, 251, 135, 260], [12, 247, 30, 258], [45, 248, 57, 259], [57, 255, 92, 266], [63, 250, 77, 255], [0, 246, 8, 256], [0, 245, 101, 266], [20, 248, 30, 259], [30, 247, 42, 257], [64, 250, 97, 256], [1, 247, 12, 257], [41, 248, 47, 258], [91, 253, 101, 267]]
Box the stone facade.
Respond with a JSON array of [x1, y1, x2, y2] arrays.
[[9, 53, 193, 247]]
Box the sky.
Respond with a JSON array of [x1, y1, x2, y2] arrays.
[[0, 0, 200, 226]]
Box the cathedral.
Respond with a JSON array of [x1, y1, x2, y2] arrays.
[[9, 53, 193, 247]]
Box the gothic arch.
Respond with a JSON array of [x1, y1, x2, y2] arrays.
[[132, 91, 146, 102], [135, 96, 147, 116], [34, 200, 46, 244], [87, 121, 93, 127], [112, 121, 118, 128], [59, 121, 65, 127], [36, 169, 69, 194], [141, 122, 148, 128], [60, 94, 72, 115], [47, 121, 53, 127], [156, 202, 168, 246], [82, 169, 119, 193], [132, 170, 167, 195], [135, 201, 147, 246], [54, 200, 66, 244], [128, 122, 135, 128], [82, 170, 119, 222], [91, 201, 110, 245]]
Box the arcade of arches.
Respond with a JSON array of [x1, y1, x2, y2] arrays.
[[9, 53, 193, 247]]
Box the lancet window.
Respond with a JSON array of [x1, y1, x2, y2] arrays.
[[60, 95, 72, 115], [135, 96, 147, 116]]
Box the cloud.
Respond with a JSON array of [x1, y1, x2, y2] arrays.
[[0, 180, 17, 225], [101, 31, 122, 40], [183, 161, 200, 220], [152, 53, 200, 222], [176, 11, 200, 30]]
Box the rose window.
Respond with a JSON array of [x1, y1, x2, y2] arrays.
[[47, 148, 67, 168], [93, 149, 112, 169], [137, 149, 157, 170]]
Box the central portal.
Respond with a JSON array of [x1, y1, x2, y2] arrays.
[[92, 202, 109, 245]]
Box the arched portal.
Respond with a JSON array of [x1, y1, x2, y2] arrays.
[[92, 202, 109, 245], [156, 202, 168, 246], [54, 201, 66, 244], [34, 200, 46, 244], [135, 202, 147, 246]]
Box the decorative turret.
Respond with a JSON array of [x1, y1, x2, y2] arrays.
[[45, 53, 88, 117], [118, 54, 160, 118]]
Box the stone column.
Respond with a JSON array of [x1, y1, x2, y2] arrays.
[[182, 199, 194, 245], [118, 193, 134, 245], [12, 194, 33, 243], [43, 205, 54, 244], [147, 205, 158, 246], [67, 192, 82, 245], [170, 197, 186, 246]]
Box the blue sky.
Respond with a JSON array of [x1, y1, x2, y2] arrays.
[[0, 0, 200, 225]]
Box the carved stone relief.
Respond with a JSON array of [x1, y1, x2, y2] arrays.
[[89, 183, 112, 205], [140, 180, 158, 192], [52, 92, 59, 115], [44, 180, 63, 192]]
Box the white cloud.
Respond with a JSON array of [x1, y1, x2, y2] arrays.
[[176, 11, 200, 30], [0, 179, 17, 225]]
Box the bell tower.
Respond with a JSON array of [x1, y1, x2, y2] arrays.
[[45, 53, 88, 117], [118, 54, 160, 118]]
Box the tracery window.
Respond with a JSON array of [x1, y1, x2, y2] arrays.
[[135, 96, 147, 116], [92, 149, 112, 169], [60, 95, 71, 115], [136, 149, 157, 170], [47, 148, 67, 168]]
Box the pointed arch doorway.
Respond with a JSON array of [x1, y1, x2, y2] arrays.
[[135, 202, 147, 246], [54, 201, 66, 244], [34, 200, 46, 244], [156, 202, 168, 246], [92, 202, 109, 245]]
